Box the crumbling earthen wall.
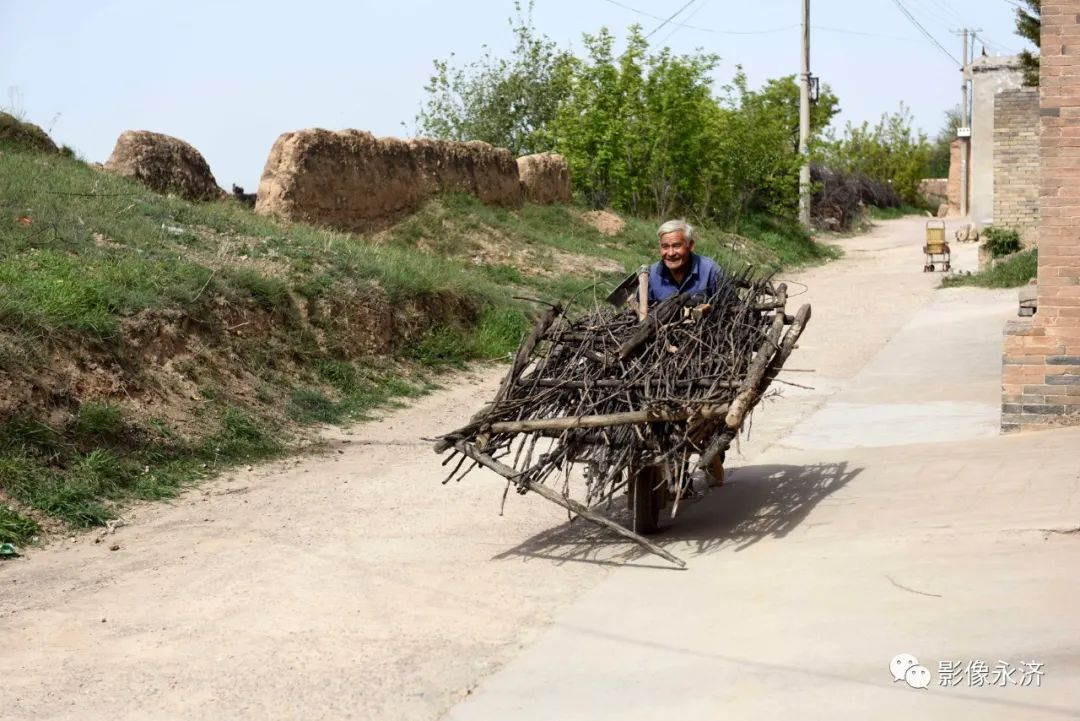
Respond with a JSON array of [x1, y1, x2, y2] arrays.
[[255, 130, 524, 231], [517, 153, 572, 204], [993, 88, 1040, 247], [947, 139, 965, 215], [105, 130, 224, 202]]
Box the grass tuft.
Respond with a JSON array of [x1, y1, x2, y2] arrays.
[[942, 249, 1038, 289]]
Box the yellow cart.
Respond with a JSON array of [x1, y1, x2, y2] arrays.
[[923, 220, 951, 272]]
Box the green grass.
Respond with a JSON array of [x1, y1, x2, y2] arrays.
[[868, 205, 929, 220], [942, 249, 1038, 289], [0, 143, 837, 540], [0, 404, 282, 536], [0, 504, 40, 546]]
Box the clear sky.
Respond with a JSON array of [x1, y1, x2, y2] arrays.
[[1, 0, 1026, 191]]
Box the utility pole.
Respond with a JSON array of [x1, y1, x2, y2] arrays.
[[798, 0, 811, 229], [960, 28, 969, 217], [952, 27, 979, 218]]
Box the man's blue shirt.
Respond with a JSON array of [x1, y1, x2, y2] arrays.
[[648, 253, 725, 303]]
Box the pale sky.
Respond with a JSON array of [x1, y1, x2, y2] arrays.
[[1, 0, 1025, 191]]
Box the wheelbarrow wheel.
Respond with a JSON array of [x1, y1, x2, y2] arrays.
[[629, 465, 663, 535]]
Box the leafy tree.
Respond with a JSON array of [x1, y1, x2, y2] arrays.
[[927, 105, 962, 178], [413, 1, 572, 155], [414, 15, 841, 223], [819, 104, 933, 204], [1015, 0, 1041, 87], [549, 27, 723, 216]]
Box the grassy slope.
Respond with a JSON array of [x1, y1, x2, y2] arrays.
[[0, 147, 836, 545]]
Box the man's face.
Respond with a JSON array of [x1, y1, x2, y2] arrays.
[[659, 230, 692, 273]]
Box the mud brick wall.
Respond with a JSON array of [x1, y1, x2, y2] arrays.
[[994, 88, 1040, 247], [947, 139, 965, 215], [1002, 0, 1080, 432]]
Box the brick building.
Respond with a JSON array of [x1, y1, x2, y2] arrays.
[[993, 88, 1040, 247], [1001, 0, 1080, 432], [970, 56, 1024, 226]]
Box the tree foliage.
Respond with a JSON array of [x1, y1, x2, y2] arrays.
[[1015, 0, 1041, 87], [817, 105, 933, 205], [927, 105, 962, 178], [414, 2, 572, 155], [417, 11, 942, 225]]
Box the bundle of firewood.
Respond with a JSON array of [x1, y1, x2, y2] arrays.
[[433, 268, 810, 565]]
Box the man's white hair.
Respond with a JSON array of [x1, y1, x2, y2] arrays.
[[657, 219, 694, 243]]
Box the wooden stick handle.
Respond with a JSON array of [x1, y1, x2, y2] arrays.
[[637, 266, 649, 321], [450, 441, 687, 569], [724, 308, 786, 429], [488, 403, 730, 434]]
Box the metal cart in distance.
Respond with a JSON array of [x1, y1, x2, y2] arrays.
[[923, 219, 951, 272]]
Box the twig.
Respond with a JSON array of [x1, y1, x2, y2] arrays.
[[886, 575, 943, 599], [191, 269, 216, 303]]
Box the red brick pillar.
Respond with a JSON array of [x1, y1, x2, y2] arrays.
[[1002, 0, 1080, 431]]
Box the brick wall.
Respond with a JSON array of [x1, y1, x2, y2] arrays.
[[947, 139, 965, 214], [993, 88, 1040, 246], [1001, 0, 1080, 432]]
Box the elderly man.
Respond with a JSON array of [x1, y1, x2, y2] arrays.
[[648, 219, 730, 490], [648, 219, 726, 304]]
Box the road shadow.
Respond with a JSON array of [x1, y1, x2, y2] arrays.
[[661, 461, 862, 555], [492, 461, 861, 567]]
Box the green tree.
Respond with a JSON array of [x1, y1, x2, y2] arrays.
[[927, 105, 962, 178], [413, 1, 572, 154], [1015, 0, 1041, 87], [819, 104, 933, 204], [548, 27, 723, 216], [414, 17, 843, 224]]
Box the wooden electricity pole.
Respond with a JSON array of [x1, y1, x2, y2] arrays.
[[798, 0, 812, 229]]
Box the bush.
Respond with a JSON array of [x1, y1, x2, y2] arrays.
[[811, 165, 901, 230], [982, 227, 1023, 258], [817, 104, 932, 205]]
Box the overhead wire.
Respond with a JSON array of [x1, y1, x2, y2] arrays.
[[907, 0, 964, 27], [886, 0, 963, 66], [599, 0, 797, 35], [658, 0, 713, 45], [645, 0, 700, 39], [598, 0, 963, 43]]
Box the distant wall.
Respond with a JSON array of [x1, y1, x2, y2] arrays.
[[517, 153, 572, 204], [970, 55, 1024, 226], [993, 87, 1040, 247], [947, 139, 965, 215], [255, 130, 523, 231], [919, 178, 947, 197]]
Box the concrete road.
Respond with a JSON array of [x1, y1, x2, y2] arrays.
[[3, 217, 1077, 720], [444, 220, 1080, 721]]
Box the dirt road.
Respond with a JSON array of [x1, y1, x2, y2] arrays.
[[4, 217, 1078, 720]]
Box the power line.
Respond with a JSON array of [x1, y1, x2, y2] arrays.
[[974, 32, 1018, 54], [912, 0, 965, 26], [658, 0, 713, 45], [815, 25, 931, 42], [888, 0, 962, 66], [600, 0, 927, 40], [599, 0, 796, 35], [645, 0, 700, 39]]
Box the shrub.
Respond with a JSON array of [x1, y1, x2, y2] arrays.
[[982, 227, 1023, 258]]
